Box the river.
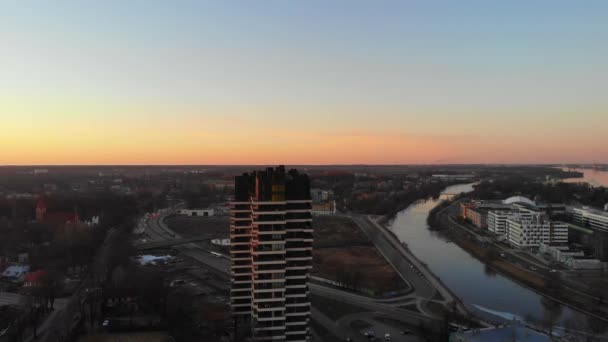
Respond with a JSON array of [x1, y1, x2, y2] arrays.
[[388, 183, 584, 325], [562, 168, 608, 188]]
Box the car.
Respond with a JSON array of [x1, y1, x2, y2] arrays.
[[549, 269, 557, 273], [364, 331, 375, 338], [384, 333, 391, 340], [346, 338, 352, 342], [400, 330, 410, 335]]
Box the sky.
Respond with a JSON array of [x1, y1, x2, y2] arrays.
[[1, 1, 607, 165]]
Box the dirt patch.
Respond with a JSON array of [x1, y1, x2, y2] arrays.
[[311, 294, 370, 321], [313, 216, 408, 295], [313, 246, 404, 294], [313, 216, 371, 249], [165, 215, 229, 238]]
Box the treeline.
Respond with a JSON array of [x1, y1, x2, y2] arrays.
[[351, 181, 457, 222], [427, 199, 454, 230], [471, 178, 608, 208]]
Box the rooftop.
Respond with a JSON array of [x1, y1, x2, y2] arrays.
[[575, 206, 608, 217]]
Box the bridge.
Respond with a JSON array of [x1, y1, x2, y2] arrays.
[[135, 235, 214, 250]]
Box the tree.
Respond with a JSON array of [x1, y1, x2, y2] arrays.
[[540, 297, 563, 338], [39, 269, 64, 310]]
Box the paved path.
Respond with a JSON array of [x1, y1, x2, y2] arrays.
[[144, 212, 230, 274], [0, 291, 68, 308], [348, 215, 468, 315]]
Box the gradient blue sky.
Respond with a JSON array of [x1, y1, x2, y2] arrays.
[[1, 1, 607, 164]]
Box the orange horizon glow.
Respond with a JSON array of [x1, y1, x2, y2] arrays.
[[2, 2, 608, 165]]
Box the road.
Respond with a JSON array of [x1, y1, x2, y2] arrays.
[[143, 212, 230, 274], [141, 210, 444, 340], [0, 292, 68, 308], [347, 214, 467, 315]]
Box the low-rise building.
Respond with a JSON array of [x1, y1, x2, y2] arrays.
[[1, 265, 30, 283], [564, 256, 604, 270], [539, 243, 583, 260], [460, 201, 512, 229], [310, 188, 333, 203], [176, 208, 215, 217], [573, 206, 608, 232], [539, 243, 603, 269], [312, 200, 336, 215], [571, 206, 608, 261]]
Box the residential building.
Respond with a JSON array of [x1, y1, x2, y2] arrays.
[[230, 166, 313, 342], [573, 206, 608, 232], [572, 206, 608, 261], [488, 209, 532, 235], [311, 201, 336, 215], [310, 188, 332, 203], [1, 265, 30, 283], [35, 195, 79, 225], [460, 201, 512, 229], [505, 213, 568, 248]]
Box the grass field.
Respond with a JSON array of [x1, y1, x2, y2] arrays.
[[164, 215, 229, 238], [313, 216, 408, 294]]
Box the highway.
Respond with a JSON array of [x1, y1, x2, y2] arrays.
[[143, 212, 230, 275], [141, 210, 445, 340], [348, 214, 467, 315]]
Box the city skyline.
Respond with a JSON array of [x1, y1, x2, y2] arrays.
[[2, 1, 608, 165]]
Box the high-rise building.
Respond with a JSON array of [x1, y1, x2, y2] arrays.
[[230, 166, 313, 341]]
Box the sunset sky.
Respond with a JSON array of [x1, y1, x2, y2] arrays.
[[1, 1, 607, 165]]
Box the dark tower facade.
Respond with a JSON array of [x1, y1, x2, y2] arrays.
[[230, 166, 313, 341]]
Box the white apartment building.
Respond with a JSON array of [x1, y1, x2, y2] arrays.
[[487, 209, 531, 234], [505, 213, 568, 248], [230, 167, 313, 342], [572, 206, 608, 232]]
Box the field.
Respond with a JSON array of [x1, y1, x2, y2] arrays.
[[164, 215, 229, 238], [313, 216, 408, 295]]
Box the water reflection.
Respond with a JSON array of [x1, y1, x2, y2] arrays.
[[389, 183, 583, 324], [562, 168, 608, 187]]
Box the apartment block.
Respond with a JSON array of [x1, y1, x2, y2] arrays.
[[230, 166, 313, 342], [505, 213, 568, 248]]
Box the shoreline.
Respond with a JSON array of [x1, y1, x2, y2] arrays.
[[439, 225, 608, 324], [426, 197, 608, 325]]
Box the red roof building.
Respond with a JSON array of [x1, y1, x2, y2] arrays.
[[24, 270, 47, 287], [36, 195, 79, 225]]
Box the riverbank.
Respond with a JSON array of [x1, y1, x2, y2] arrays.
[[312, 215, 410, 296], [434, 204, 608, 324]]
